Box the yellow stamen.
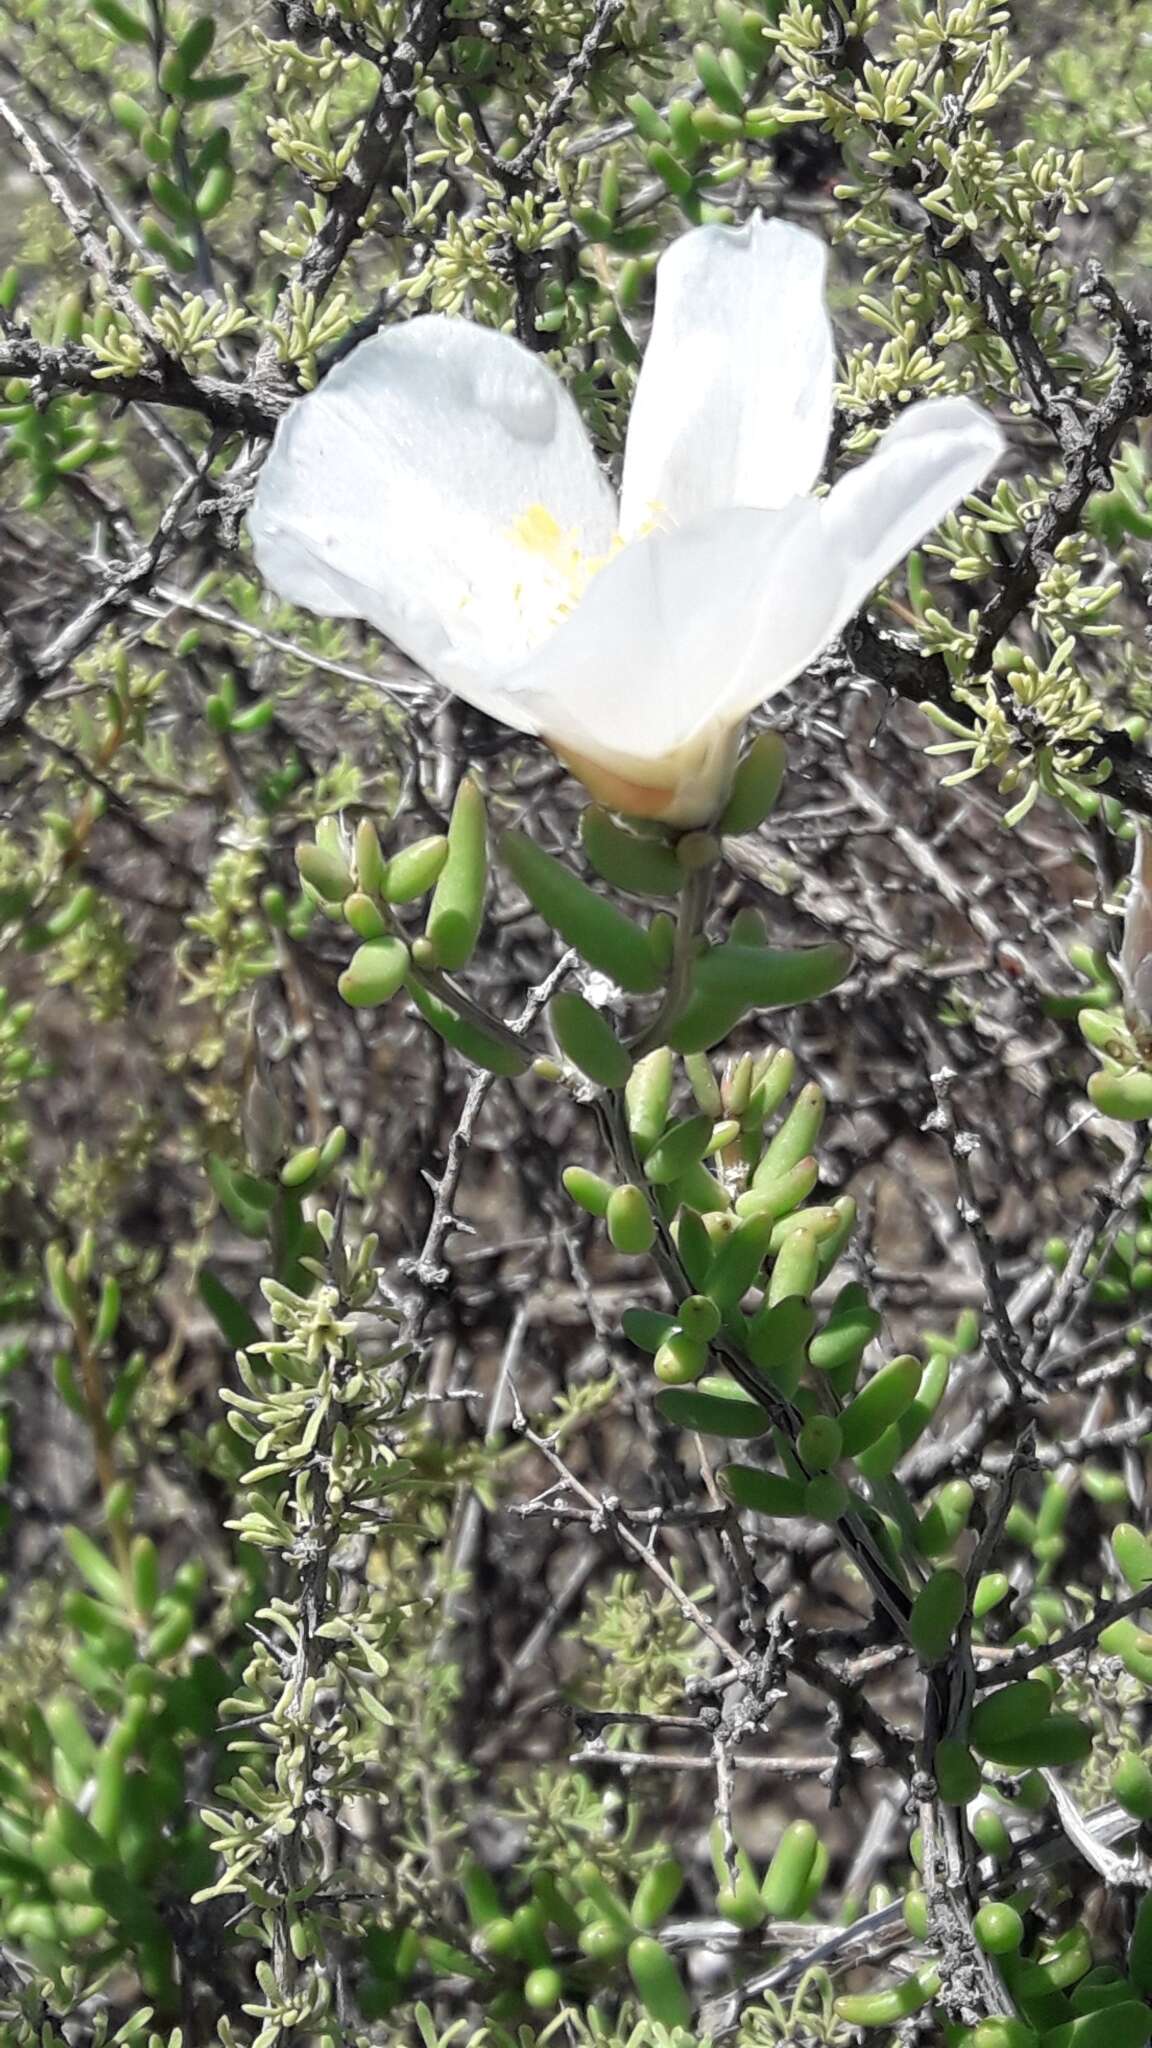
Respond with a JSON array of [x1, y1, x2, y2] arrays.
[[509, 503, 589, 588]]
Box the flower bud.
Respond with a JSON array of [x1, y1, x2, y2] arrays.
[[297, 841, 352, 904], [338, 938, 408, 1007], [760, 1821, 819, 1916], [625, 1048, 674, 1159], [562, 1165, 614, 1216], [627, 1937, 691, 2032], [1088, 1068, 1152, 1120], [654, 1332, 706, 1383], [606, 1185, 656, 1256], [343, 892, 387, 940], [355, 818, 388, 898], [382, 833, 449, 904]]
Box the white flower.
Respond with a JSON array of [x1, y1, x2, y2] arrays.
[[249, 216, 1003, 825]]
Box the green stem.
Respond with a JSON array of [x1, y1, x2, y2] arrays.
[[597, 1091, 914, 1638], [630, 857, 714, 1058]]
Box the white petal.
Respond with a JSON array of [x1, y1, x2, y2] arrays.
[[248, 316, 617, 684], [813, 396, 1006, 623], [497, 395, 1003, 762], [618, 216, 834, 537], [715, 395, 1006, 721], [484, 501, 825, 766]]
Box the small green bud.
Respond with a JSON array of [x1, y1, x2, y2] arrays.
[[677, 1294, 721, 1343], [383, 832, 449, 904], [760, 1820, 818, 1915], [562, 1166, 614, 1216], [971, 1807, 1013, 1860], [579, 1917, 629, 1961], [975, 1902, 1024, 1955], [1113, 1522, 1152, 1591], [654, 1332, 707, 1384], [523, 1967, 562, 2011], [343, 892, 388, 940], [297, 841, 352, 903], [626, 1937, 691, 2030], [626, 1047, 674, 1159], [355, 818, 388, 898], [607, 1185, 656, 1256], [1088, 1068, 1152, 1120], [903, 1889, 929, 1939], [797, 1414, 842, 1472], [973, 1571, 1011, 1618], [1113, 1753, 1152, 1821], [338, 939, 408, 1007], [676, 829, 719, 872]]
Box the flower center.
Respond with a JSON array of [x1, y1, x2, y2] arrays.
[[508, 502, 608, 623], [505, 501, 667, 640]]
